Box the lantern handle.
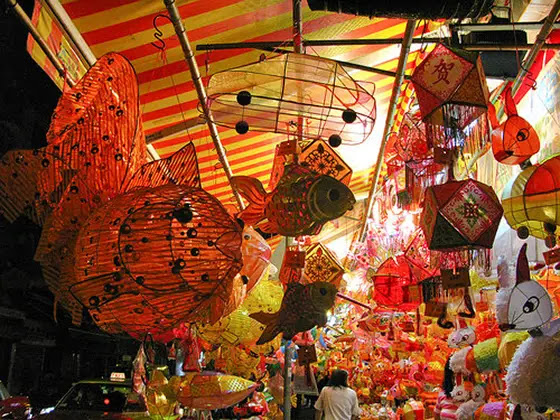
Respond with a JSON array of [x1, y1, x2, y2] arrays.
[[503, 83, 518, 117]]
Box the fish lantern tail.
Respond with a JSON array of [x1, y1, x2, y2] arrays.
[[231, 176, 268, 226], [250, 311, 281, 345]]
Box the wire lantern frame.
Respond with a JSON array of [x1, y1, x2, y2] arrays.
[[206, 53, 376, 145]]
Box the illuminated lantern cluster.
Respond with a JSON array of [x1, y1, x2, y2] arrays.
[[421, 179, 503, 250]]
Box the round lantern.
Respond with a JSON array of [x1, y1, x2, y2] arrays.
[[502, 154, 560, 243]]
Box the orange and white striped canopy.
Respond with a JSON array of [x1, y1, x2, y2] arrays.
[[27, 0, 438, 205]]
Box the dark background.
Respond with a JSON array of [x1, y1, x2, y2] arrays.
[[0, 0, 139, 409]]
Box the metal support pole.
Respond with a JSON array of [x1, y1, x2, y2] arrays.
[[283, 344, 293, 419], [43, 0, 96, 66], [163, 0, 244, 209], [511, 0, 560, 96], [7, 343, 17, 393], [197, 38, 560, 51], [358, 20, 417, 242], [452, 21, 560, 32], [7, 0, 74, 87]]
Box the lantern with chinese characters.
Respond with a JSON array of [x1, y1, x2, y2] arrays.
[[421, 179, 503, 250], [490, 85, 540, 166], [411, 44, 489, 146], [373, 255, 422, 311], [502, 154, 560, 246], [303, 242, 344, 287]]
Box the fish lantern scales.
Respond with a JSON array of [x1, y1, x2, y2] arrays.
[[207, 53, 376, 145], [411, 44, 489, 145], [502, 154, 560, 245], [421, 179, 503, 250]]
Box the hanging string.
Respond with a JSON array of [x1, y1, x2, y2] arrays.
[[510, 4, 537, 91]]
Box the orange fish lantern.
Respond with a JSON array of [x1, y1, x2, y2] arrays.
[[176, 371, 258, 410], [502, 154, 560, 246], [373, 255, 422, 311], [490, 85, 540, 165], [0, 53, 145, 324], [0, 53, 270, 341], [232, 163, 355, 237], [421, 179, 503, 250]]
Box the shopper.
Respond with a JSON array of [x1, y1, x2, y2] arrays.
[[315, 369, 361, 420]]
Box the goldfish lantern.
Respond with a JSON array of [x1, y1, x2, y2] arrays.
[[145, 370, 179, 417], [304, 242, 344, 287], [373, 255, 422, 311], [250, 281, 337, 344], [176, 371, 257, 410], [207, 53, 376, 145], [232, 163, 355, 237], [421, 179, 503, 250], [0, 53, 146, 324], [411, 44, 489, 147], [490, 85, 540, 165], [502, 154, 560, 246], [0, 53, 273, 341]]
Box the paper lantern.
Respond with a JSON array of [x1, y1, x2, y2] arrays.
[[299, 138, 353, 185], [411, 44, 489, 130], [373, 255, 422, 311], [490, 86, 540, 165], [421, 179, 503, 250], [0, 53, 146, 324], [207, 53, 376, 145], [303, 242, 344, 287], [176, 371, 258, 410], [502, 154, 560, 243]]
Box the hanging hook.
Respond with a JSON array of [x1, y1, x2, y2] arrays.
[[151, 13, 173, 51]]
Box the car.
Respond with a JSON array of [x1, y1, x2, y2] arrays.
[[33, 375, 150, 419], [0, 380, 31, 419]]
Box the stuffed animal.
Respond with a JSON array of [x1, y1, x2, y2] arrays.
[[448, 318, 477, 349], [456, 384, 486, 420], [496, 244, 560, 411]]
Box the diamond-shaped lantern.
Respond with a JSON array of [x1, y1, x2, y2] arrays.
[[300, 138, 352, 185], [411, 44, 489, 130], [303, 242, 344, 287], [421, 179, 503, 250]]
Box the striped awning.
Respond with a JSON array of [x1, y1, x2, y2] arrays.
[[28, 0, 437, 207]]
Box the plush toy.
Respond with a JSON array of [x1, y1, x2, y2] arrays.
[[496, 244, 560, 411], [456, 384, 486, 420]]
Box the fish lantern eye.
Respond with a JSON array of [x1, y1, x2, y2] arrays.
[[516, 128, 529, 142], [243, 234, 251, 240], [328, 189, 340, 202], [319, 287, 327, 296], [523, 296, 540, 313]]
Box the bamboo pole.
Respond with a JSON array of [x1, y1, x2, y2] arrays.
[[163, 0, 245, 210]]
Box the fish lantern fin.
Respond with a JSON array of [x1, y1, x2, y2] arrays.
[[231, 176, 269, 226], [504, 84, 518, 117], [516, 243, 530, 285], [250, 311, 281, 345], [124, 142, 201, 192]]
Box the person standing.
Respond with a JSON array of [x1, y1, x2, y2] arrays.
[[315, 369, 361, 420]]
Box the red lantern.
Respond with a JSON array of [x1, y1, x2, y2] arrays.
[[373, 255, 422, 311], [421, 179, 503, 250], [411, 44, 489, 130], [490, 85, 540, 165]]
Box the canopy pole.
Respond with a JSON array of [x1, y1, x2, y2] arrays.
[[43, 0, 96, 66], [163, 0, 244, 210], [511, 0, 560, 96], [7, 0, 74, 87], [358, 20, 417, 243]]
